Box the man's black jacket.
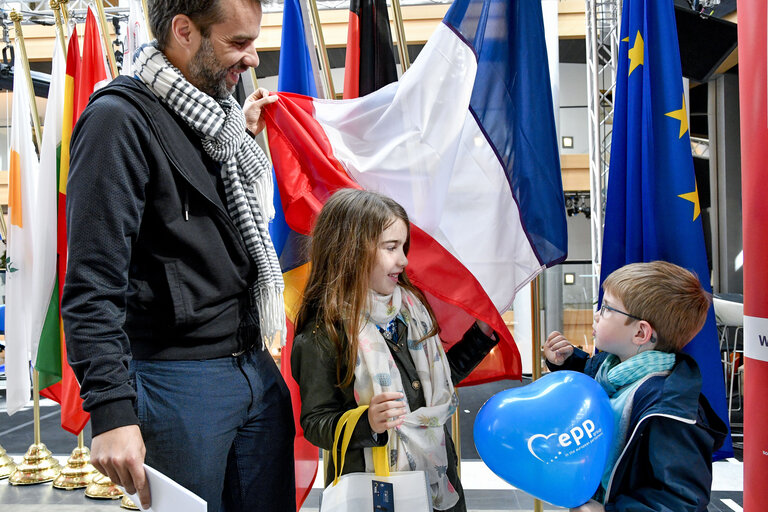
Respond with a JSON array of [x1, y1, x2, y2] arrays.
[[62, 76, 258, 435]]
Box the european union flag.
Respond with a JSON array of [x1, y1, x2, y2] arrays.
[[599, 0, 732, 458]]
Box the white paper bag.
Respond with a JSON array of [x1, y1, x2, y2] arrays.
[[320, 470, 432, 512]]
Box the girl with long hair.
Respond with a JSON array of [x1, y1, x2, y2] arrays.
[[291, 189, 499, 511]]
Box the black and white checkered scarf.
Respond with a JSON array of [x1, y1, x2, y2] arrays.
[[134, 43, 286, 349]]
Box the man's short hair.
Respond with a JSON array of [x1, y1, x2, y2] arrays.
[[602, 261, 711, 352], [148, 0, 262, 51]]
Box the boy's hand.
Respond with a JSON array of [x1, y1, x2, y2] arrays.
[[367, 392, 407, 434], [544, 331, 574, 366], [570, 499, 605, 512]]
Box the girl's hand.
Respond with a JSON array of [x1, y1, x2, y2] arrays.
[[367, 392, 407, 434], [570, 499, 605, 512], [544, 331, 574, 366]]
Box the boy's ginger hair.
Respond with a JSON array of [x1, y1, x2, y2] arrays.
[[603, 261, 711, 352]]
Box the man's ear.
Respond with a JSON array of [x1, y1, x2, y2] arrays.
[[632, 320, 656, 349], [169, 14, 199, 51]]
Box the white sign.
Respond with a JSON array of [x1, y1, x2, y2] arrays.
[[122, 464, 206, 512]]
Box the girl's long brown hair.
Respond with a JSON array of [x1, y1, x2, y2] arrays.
[[295, 189, 438, 388]]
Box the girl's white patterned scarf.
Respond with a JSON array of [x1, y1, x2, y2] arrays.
[[355, 286, 459, 510], [134, 43, 285, 349]]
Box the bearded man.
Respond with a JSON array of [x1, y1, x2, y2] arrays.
[[62, 1, 294, 510]]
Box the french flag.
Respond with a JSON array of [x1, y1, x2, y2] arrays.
[[266, 0, 567, 384]]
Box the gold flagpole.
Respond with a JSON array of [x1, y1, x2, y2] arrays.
[[59, 0, 70, 26], [9, 371, 61, 484], [50, 0, 67, 56], [390, 0, 410, 73], [451, 391, 461, 479], [297, 0, 325, 99], [530, 275, 543, 512], [9, 10, 42, 149], [141, 0, 153, 39], [247, 70, 274, 164], [7, 10, 61, 486], [95, 0, 119, 78], [307, 0, 335, 99]]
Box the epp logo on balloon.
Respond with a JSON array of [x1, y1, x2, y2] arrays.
[[527, 419, 605, 463]]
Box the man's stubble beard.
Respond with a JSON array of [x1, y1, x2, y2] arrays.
[[188, 36, 233, 98]]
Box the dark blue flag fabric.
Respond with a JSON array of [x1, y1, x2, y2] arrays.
[[600, 0, 732, 458]]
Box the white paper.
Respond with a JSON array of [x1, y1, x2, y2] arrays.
[[122, 464, 207, 512]]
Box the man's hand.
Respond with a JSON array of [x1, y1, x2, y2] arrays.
[[367, 392, 407, 434], [570, 499, 605, 512], [90, 425, 150, 509], [243, 87, 278, 136], [544, 331, 574, 366]]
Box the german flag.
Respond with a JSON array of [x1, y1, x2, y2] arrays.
[[342, 0, 398, 99]]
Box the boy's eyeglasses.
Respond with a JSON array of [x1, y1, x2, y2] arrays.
[[599, 303, 644, 322]]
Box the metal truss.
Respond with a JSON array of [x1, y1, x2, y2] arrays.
[[585, 0, 621, 303], [0, 0, 130, 29], [0, 0, 455, 27]]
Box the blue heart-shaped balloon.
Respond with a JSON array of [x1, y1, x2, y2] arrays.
[[473, 371, 614, 508]]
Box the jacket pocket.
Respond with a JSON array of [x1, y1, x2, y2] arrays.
[[163, 260, 189, 326], [127, 278, 154, 311]]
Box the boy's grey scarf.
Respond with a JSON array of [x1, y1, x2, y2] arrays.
[[134, 42, 286, 349]]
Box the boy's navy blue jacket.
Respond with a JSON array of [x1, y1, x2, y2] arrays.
[[548, 349, 727, 512]]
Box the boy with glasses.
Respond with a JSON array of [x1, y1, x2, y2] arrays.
[[544, 261, 727, 512]]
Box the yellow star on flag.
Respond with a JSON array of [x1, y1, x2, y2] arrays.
[[678, 183, 701, 221], [628, 31, 644, 76], [665, 94, 689, 139]]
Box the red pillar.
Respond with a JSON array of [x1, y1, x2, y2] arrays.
[[737, 2, 768, 510]]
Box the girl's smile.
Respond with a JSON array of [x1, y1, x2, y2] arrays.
[[370, 219, 409, 295]]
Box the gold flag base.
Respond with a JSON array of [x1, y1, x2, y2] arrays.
[[53, 445, 97, 490], [121, 495, 140, 510], [84, 472, 124, 499], [8, 443, 61, 485], [0, 444, 17, 480]]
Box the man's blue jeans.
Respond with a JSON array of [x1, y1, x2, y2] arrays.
[[130, 346, 296, 512]]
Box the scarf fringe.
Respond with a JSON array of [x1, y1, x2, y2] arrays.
[[255, 284, 287, 350]]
